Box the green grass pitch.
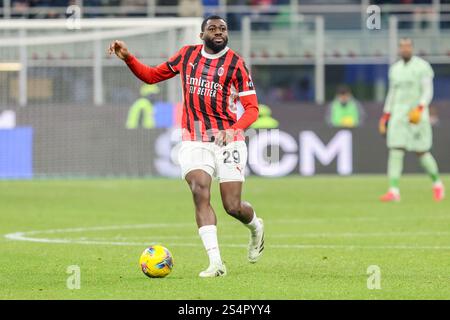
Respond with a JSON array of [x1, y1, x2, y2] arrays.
[[0, 175, 449, 300]]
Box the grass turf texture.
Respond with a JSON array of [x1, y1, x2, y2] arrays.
[[0, 175, 449, 300]]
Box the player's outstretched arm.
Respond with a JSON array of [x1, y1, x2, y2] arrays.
[[108, 40, 177, 84]]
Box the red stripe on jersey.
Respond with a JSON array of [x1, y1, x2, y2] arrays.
[[220, 53, 241, 128], [180, 46, 197, 139], [185, 46, 204, 141], [214, 51, 237, 130], [192, 53, 211, 141]]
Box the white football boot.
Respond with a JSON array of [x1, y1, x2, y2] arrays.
[[199, 263, 227, 278], [248, 218, 265, 263]]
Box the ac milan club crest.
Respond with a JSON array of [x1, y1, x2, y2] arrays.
[[217, 67, 224, 76]]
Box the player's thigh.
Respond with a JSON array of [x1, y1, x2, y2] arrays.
[[407, 123, 432, 152], [185, 169, 213, 202], [178, 141, 216, 179], [387, 120, 409, 149], [215, 141, 247, 183]]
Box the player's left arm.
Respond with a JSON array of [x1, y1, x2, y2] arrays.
[[409, 62, 434, 124], [215, 60, 259, 146], [230, 60, 259, 131]]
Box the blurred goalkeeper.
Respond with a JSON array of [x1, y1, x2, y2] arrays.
[[108, 15, 264, 277], [379, 38, 445, 202]]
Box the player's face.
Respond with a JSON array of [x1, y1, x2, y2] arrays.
[[338, 93, 350, 103], [399, 40, 413, 61], [201, 19, 229, 53]]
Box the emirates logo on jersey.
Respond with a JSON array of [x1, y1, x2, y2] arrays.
[[217, 67, 225, 76], [185, 75, 223, 98]]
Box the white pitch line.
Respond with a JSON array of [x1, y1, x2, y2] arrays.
[[67, 231, 450, 241], [4, 224, 450, 250]]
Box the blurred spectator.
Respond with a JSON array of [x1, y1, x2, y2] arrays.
[[157, 0, 179, 17], [178, 0, 203, 17], [29, 0, 51, 19], [326, 85, 365, 128], [11, 0, 30, 18], [251, 104, 279, 129], [202, 0, 220, 17], [294, 76, 313, 101], [250, 0, 275, 30], [49, 0, 70, 18], [120, 0, 147, 17], [83, 0, 103, 18], [412, 0, 435, 32], [227, 0, 250, 31]]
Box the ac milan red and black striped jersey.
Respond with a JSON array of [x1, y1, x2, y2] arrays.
[[125, 44, 259, 141]]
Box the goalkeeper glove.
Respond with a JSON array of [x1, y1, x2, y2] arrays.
[[379, 112, 390, 135], [409, 105, 424, 124]]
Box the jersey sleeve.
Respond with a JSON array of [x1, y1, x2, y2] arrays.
[[125, 55, 175, 84], [166, 46, 187, 74], [383, 65, 395, 114], [124, 46, 187, 84], [233, 59, 256, 97], [419, 62, 434, 107], [231, 59, 259, 130], [422, 61, 435, 79]]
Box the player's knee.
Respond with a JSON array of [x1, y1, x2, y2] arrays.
[[190, 182, 210, 205], [223, 199, 241, 217]]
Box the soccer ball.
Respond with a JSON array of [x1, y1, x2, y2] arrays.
[[139, 245, 174, 278]]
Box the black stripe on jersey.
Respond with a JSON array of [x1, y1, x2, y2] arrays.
[[210, 54, 227, 131], [198, 58, 213, 135], [235, 67, 244, 93], [242, 61, 250, 75], [188, 49, 204, 140], [166, 62, 177, 74], [181, 46, 196, 134], [167, 52, 183, 74], [221, 53, 240, 127], [241, 62, 255, 90]]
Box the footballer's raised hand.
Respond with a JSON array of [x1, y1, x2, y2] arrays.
[[215, 129, 235, 147], [409, 105, 424, 124], [108, 40, 130, 61], [378, 112, 390, 136]]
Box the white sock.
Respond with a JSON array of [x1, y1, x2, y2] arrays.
[[245, 212, 262, 236], [389, 187, 400, 195], [433, 181, 443, 188], [198, 225, 222, 266]]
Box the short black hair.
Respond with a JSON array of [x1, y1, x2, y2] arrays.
[[337, 85, 351, 95], [399, 37, 413, 45], [201, 15, 227, 32]]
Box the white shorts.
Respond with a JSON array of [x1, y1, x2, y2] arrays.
[[178, 141, 247, 183]]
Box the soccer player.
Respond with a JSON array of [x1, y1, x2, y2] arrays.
[[109, 16, 264, 277], [379, 38, 445, 202]]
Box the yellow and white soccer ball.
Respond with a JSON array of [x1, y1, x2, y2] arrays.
[[139, 245, 174, 278]]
